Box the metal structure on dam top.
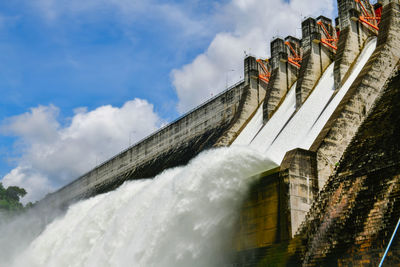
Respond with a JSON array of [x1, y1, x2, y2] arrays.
[[355, 0, 382, 31]]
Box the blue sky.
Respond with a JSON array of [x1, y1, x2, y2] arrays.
[[0, 0, 336, 202]]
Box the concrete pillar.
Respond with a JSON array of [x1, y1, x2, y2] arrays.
[[215, 56, 262, 146], [270, 38, 287, 70], [263, 37, 298, 122], [295, 16, 334, 108], [337, 0, 358, 29], [301, 17, 319, 53], [280, 148, 319, 237], [244, 56, 261, 102], [244, 56, 259, 87], [334, 0, 373, 88]]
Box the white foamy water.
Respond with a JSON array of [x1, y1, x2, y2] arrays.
[[7, 147, 276, 267]]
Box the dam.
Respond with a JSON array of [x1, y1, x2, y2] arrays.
[[6, 0, 400, 266]]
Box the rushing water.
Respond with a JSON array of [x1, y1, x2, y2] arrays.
[[1, 147, 276, 267]]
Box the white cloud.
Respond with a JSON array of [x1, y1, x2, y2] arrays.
[[1, 99, 162, 203], [172, 0, 335, 113], [31, 0, 211, 39]]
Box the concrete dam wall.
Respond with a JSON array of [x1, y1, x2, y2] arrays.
[[41, 56, 266, 208], [233, 1, 400, 265], [38, 0, 400, 265]]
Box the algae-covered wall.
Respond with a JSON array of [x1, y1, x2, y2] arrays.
[[235, 170, 283, 251]]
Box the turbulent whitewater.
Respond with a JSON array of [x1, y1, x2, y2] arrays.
[[5, 147, 276, 267]]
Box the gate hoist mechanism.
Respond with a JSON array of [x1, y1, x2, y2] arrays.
[[285, 41, 302, 68], [317, 21, 339, 51], [354, 0, 382, 31], [256, 59, 271, 84]]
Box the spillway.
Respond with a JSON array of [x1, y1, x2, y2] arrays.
[[249, 37, 377, 164], [246, 82, 297, 148], [233, 82, 297, 146], [5, 147, 276, 267], [232, 104, 264, 145]]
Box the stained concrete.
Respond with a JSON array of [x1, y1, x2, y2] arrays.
[[263, 38, 298, 121], [334, 0, 376, 89], [295, 17, 334, 108], [280, 148, 319, 237], [293, 64, 400, 267], [234, 170, 283, 251], [215, 57, 265, 146], [234, 148, 318, 255], [311, 2, 400, 189], [232, 40, 400, 267]]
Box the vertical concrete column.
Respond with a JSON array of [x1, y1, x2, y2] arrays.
[[263, 38, 298, 122], [285, 36, 301, 87], [215, 56, 262, 146], [280, 148, 319, 237], [244, 56, 261, 103], [244, 55, 259, 87], [334, 0, 372, 88], [295, 17, 334, 108], [245, 55, 265, 109], [337, 0, 358, 29]]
